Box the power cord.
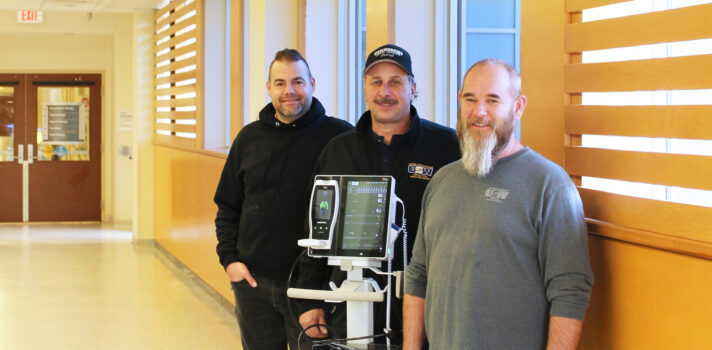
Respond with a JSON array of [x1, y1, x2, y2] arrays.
[[297, 323, 344, 350]]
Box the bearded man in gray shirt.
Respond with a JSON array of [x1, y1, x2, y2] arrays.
[[403, 59, 593, 350]]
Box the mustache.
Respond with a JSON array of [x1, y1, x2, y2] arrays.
[[374, 97, 397, 105]]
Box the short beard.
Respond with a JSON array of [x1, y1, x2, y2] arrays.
[[460, 127, 497, 177]]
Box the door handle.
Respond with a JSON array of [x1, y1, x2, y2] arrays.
[[27, 144, 37, 164], [15, 144, 24, 164]]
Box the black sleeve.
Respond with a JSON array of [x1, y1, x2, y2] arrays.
[[214, 139, 244, 270]]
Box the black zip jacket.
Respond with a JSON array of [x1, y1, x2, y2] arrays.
[[295, 106, 461, 342], [214, 98, 353, 280]]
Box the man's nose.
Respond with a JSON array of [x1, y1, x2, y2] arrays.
[[378, 83, 391, 96], [474, 101, 487, 116]]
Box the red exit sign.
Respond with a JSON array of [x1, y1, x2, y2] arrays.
[[18, 10, 43, 24]]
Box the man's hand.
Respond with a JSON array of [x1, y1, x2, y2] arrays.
[[225, 262, 257, 287], [299, 308, 328, 338]]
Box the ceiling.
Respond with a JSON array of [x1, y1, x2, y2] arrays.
[[0, 0, 166, 12]]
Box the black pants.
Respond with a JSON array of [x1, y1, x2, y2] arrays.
[[232, 274, 306, 350]]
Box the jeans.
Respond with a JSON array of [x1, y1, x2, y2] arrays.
[[232, 274, 305, 350]]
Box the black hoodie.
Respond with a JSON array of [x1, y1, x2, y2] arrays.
[[214, 98, 352, 280]]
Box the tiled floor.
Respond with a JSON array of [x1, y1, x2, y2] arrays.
[[0, 223, 242, 349]]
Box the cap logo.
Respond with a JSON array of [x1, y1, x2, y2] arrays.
[[374, 47, 403, 58]]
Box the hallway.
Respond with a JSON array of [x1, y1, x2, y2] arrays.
[[0, 223, 242, 349]]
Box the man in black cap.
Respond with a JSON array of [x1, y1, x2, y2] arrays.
[[295, 44, 461, 346], [214, 48, 352, 350]]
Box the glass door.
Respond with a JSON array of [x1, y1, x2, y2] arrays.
[[0, 74, 101, 222], [26, 74, 102, 221]]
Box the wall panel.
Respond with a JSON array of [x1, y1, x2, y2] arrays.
[[154, 145, 233, 304]]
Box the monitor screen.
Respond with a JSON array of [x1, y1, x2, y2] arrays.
[[312, 188, 334, 221], [339, 179, 389, 253]]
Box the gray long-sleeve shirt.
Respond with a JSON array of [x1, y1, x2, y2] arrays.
[[405, 147, 593, 349]]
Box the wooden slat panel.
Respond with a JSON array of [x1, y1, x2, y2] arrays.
[[154, 133, 196, 148], [565, 105, 712, 139], [154, 71, 195, 85], [155, 84, 196, 97], [155, 56, 197, 75], [156, 97, 196, 108], [156, 42, 196, 63], [156, 123, 196, 133], [155, 111, 196, 120], [566, 0, 631, 12], [155, 1, 196, 30], [566, 4, 712, 52], [579, 187, 712, 243], [155, 27, 197, 53], [163, 123, 195, 133], [154, 0, 178, 21], [565, 55, 712, 92], [565, 146, 712, 190], [156, 14, 196, 40]]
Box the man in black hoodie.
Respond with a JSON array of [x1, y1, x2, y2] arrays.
[[296, 44, 461, 347], [214, 49, 352, 350]]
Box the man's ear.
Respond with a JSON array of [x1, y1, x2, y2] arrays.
[[514, 94, 527, 121]]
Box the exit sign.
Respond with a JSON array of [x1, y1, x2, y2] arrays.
[[18, 11, 43, 24]]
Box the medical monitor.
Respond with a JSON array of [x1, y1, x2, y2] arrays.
[[304, 175, 398, 260]]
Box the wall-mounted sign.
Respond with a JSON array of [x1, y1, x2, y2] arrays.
[[42, 103, 86, 144], [17, 11, 43, 24]]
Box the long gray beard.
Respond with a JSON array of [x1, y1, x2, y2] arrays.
[[461, 129, 497, 177]]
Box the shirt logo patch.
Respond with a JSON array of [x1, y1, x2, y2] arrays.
[[485, 187, 510, 202], [408, 163, 434, 180]]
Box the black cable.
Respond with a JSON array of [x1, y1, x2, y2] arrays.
[[287, 249, 308, 335], [311, 330, 392, 345], [298, 323, 343, 350]]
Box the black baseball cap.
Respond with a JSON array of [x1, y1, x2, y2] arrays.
[[363, 44, 414, 77]]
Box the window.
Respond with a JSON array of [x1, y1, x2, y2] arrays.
[[565, 0, 712, 254], [338, 0, 367, 125], [457, 0, 521, 134]]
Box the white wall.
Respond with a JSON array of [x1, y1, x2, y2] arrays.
[[245, 0, 299, 123], [395, 0, 436, 121], [132, 12, 155, 241], [304, 0, 339, 118]]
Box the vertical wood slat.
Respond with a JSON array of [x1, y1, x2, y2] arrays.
[[195, 0, 205, 148], [230, 0, 245, 141]]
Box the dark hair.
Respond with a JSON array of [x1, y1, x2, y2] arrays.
[[268, 48, 312, 81]]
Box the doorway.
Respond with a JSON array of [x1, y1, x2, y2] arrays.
[[0, 73, 101, 222]]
